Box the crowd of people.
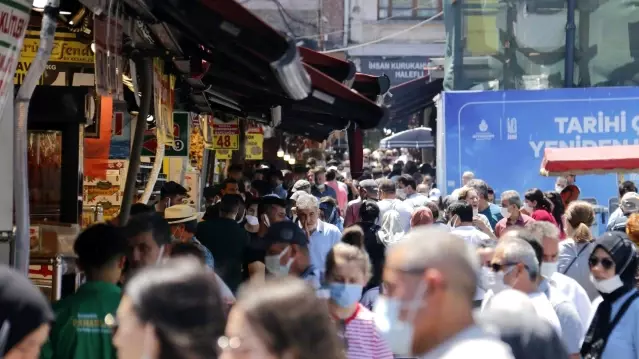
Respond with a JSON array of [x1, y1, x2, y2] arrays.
[[3, 156, 639, 359]]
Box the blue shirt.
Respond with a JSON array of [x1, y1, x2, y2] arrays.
[[590, 288, 639, 359], [539, 278, 584, 354], [479, 203, 504, 230], [300, 264, 321, 290], [308, 220, 342, 279], [312, 185, 337, 201], [191, 236, 215, 270]]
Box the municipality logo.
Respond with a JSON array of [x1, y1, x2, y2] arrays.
[[507, 117, 517, 140], [472, 119, 495, 141]]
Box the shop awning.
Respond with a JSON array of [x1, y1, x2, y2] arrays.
[[352, 73, 391, 103], [379, 127, 435, 149], [540, 145, 639, 176], [299, 47, 356, 87], [388, 77, 443, 121]]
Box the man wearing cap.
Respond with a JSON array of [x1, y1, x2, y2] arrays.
[[165, 204, 215, 270], [263, 221, 321, 289], [344, 179, 379, 227], [155, 181, 188, 214], [291, 179, 312, 195], [311, 166, 337, 200], [607, 191, 639, 232]]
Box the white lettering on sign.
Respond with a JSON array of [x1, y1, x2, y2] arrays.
[[365, 59, 428, 82], [529, 111, 639, 158]]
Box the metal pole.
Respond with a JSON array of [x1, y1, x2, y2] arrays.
[[564, 0, 576, 87], [14, 0, 60, 275], [120, 57, 153, 225], [452, 0, 464, 89]]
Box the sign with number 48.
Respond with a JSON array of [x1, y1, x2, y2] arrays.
[[212, 117, 240, 150]]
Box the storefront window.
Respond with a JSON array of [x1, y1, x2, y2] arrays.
[[378, 0, 442, 19], [28, 131, 62, 222]]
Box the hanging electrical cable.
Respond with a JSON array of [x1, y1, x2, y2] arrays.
[[13, 0, 60, 275]]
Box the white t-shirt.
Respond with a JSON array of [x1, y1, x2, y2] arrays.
[[451, 225, 491, 248], [482, 291, 562, 338], [377, 199, 413, 232], [550, 271, 592, 329], [419, 325, 515, 359]]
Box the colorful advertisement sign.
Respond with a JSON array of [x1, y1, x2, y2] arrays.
[[216, 149, 232, 160], [0, 0, 31, 114], [142, 112, 190, 157], [213, 117, 240, 150], [245, 126, 264, 160], [443, 87, 639, 207]]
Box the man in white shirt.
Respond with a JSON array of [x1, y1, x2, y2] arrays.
[[398, 174, 430, 209], [527, 221, 592, 329], [376, 227, 514, 359], [449, 200, 491, 248], [483, 237, 562, 336], [376, 178, 413, 232]]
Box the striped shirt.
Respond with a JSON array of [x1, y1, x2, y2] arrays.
[[337, 304, 394, 359]]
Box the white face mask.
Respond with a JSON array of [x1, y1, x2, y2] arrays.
[[555, 185, 565, 193], [245, 215, 259, 226], [590, 274, 624, 293], [373, 281, 427, 356], [396, 188, 406, 200], [540, 261, 558, 277], [484, 266, 515, 294], [264, 246, 294, 277], [500, 207, 510, 218], [523, 203, 533, 213]]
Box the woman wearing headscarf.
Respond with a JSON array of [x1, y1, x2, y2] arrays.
[[581, 232, 639, 359], [0, 266, 53, 359]]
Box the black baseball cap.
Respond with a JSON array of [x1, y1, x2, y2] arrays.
[[264, 221, 308, 247], [260, 194, 289, 208], [160, 181, 188, 199]]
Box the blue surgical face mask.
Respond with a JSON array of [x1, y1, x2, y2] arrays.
[[327, 283, 363, 308]]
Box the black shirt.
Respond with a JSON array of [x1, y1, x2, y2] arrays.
[[242, 232, 266, 281], [358, 221, 385, 291]]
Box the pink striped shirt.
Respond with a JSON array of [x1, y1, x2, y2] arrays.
[[337, 304, 394, 359]]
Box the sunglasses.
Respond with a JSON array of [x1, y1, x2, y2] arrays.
[[490, 262, 518, 273], [589, 257, 615, 270]]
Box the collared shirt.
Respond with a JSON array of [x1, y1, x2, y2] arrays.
[[344, 198, 363, 228], [451, 225, 490, 248], [308, 220, 342, 279], [494, 214, 535, 237], [419, 325, 514, 359], [300, 265, 321, 290], [404, 192, 430, 210], [191, 236, 215, 270], [607, 206, 624, 227], [589, 288, 639, 359], [482, 291, 562, 338], [40, 281, 121, 359], [550, 271, 592, 330], [538, 278, 584, 354]]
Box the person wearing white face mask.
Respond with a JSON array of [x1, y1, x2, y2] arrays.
[[481, 237, 562, 338], [528, 221, 592, 330], [374, 227, 514, 358], [581, 232, 639, 359], [494, 190, 535, 237], [263, 221, 321, 290]]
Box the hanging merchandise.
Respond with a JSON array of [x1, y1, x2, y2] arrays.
[[200, 114, 215, 149], [93, 0, 124, 99], [245, 125, 264, 160], [152, 58, 175, 147], [0, 0, 31, 115]]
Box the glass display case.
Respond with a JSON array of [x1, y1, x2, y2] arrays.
[[28, 131, 63, 223]]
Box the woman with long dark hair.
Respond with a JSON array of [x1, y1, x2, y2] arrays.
[[524, 188, 558, 227], [581, 232, 639, 359], [545, 191, 567, 239]]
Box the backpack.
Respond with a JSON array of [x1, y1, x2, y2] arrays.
[[378, 201, 405, 246]]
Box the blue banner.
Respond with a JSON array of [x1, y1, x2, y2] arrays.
[[443, 87, 639, 208]]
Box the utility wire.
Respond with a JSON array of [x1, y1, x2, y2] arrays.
[[321, 11, 443, 53]]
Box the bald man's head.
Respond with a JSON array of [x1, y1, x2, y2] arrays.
[[386, 228, 479, 301]]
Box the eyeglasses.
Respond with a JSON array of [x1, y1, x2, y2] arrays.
[[490, 262, 518, 273], [589, 257, 615, 270]]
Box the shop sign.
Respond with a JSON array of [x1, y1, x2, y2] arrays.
[[142, 112, 190, 157], [212, 117, 239, 150], [352, 56, 429, 86], [245, 126, 264, 160], [0, 0, 30, 113], [216, 149, 232, 160], [14, 31, 94, 85]]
